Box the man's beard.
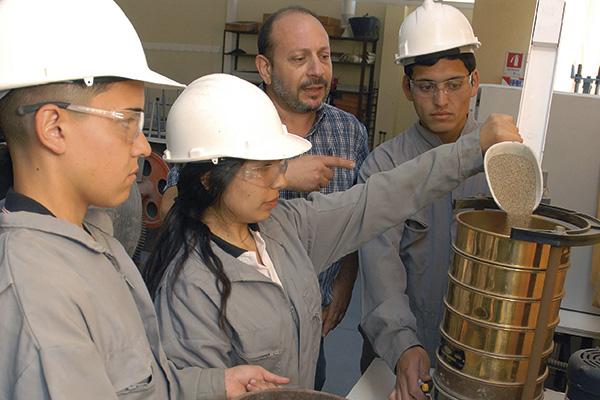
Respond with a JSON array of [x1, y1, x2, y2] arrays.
[[271, 74, 330, 113]]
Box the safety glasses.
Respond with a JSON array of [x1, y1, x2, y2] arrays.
[[239, 159, 288, 187], [409, 73, 473, 98], [17, 102, 144, 143]]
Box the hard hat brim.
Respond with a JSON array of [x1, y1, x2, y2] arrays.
[[249, 130, 312, 161], [165, 129, 312, 163], [395, 43, 480, 66], [138, 70, 185, 88], [0, 70, 185, 92]]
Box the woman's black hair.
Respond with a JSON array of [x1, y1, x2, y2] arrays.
[[0, 142, 12, 199], [143, 158, 244, 330]]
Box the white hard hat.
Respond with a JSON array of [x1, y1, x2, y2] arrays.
[[0, 0, 183, 92], [164, 74, 311, 163], [394, 0, 480, 66]]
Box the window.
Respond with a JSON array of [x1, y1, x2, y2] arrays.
[[554, 0, 600, 92]]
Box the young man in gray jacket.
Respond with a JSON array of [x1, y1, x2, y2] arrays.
[[0, 0, 287, 398], [358, 1, 490, 399]]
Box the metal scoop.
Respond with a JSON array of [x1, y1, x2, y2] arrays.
[[484, 141, 543, 214]]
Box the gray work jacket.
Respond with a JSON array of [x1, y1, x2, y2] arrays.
[[0, 211, 218, 399], [358, 118, 489, 370], [155, 129, 484, 390]]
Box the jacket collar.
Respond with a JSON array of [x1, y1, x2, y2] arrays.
[[208, 243, 275, 285], [210, 223, 260, 258], [0, 208, 112, 254], [204, 222, 288, 286], [3, 188, 55, 216]]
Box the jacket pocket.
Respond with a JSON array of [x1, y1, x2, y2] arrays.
[[106, 343, 156, 398], [400, 212, 430, 276], [403, 213, 429, 235], [116, 372, 155, 399], [232, 328, 283, 373]]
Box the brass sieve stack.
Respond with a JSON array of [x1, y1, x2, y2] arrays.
[[433, 198, 600, 400]]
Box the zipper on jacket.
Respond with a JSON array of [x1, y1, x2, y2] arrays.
[[244, 350, 282, 363], [104, 252, 135, 289], [117, 380, 151, 394], [121, 273, 135, 289]]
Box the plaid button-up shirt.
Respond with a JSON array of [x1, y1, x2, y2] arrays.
[[278, 104, 369, 305]]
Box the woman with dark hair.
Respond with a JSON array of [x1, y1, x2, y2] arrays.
[[144, 73, 520, 391]]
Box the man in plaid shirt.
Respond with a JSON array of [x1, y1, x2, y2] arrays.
[[255, 7, 368, 390]]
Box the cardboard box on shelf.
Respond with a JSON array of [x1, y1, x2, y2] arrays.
[[324, 25, 344, 37], [225, 21, 259, 33], [318, 16, 341, 28]]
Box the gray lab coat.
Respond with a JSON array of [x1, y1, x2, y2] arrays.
[[358, 118, 489, 370], [0, 211, 217, 399], [155, 129, 484, 390]]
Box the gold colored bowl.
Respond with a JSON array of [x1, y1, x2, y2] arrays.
[[454, 210, 570, 269], [441, 303, 557, 356], [445, 277, 562, 329], [234, 389, 345, 400]]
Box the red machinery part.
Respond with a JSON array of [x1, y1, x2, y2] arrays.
[[139, 151, 169, 229]]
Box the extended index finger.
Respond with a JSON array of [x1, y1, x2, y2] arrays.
[[320, 155, 355, 170]]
